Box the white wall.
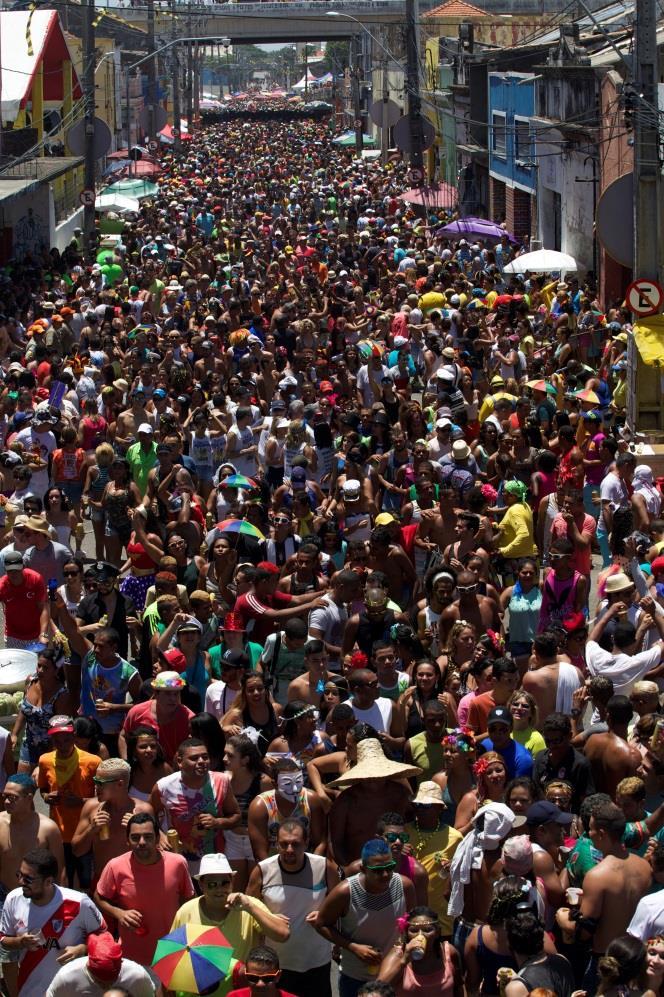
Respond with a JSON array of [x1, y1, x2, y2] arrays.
[[537, 136, 595, 272], [52, 201, 84, 253]]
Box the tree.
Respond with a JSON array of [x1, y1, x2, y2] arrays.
[[321, 40, 350, 75]]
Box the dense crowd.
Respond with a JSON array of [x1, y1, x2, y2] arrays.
[[0, 115, 657, 997]]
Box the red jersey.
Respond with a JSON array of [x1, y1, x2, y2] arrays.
[[233, 590, 293, 644], [0, 569, 46, 640], [122, 700, 193, 764]]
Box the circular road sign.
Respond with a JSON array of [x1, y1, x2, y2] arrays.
[[626, 278, 664, 317], [79, 188, 96, 208]]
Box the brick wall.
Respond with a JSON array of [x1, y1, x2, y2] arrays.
[[506, 185, 532, 242], [490, 176, 506, 221]]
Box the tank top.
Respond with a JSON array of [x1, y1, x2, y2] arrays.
[[126, 539, 156, 571], [190, 432, 214, 476], [88, 464, 110, 499], [157, 770, 230, 872], [538, 570, 582, 631], [258, 789, 312, 852], [477, 927, 518, 995], [355, 609, 397, 657], [259, 854, 331, 972], [80, 651, 138, 735], [234, 771, 262, 829], [408, 731, 445, 783], [21, 680, 66, 764], [339, 872, 406, 982], [508, 586, 543, 643], [398, 946, 455, 997]]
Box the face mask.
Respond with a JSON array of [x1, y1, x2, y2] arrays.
[[277, 772, 304, 801]]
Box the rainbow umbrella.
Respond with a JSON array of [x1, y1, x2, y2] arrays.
[[357, 339, 385, 360], [216, 518, 265, 541], [152, 924, 233, 992], [526, 379, 558, 396], [575, 389, 600, 405], [220, 474, 258, 490]]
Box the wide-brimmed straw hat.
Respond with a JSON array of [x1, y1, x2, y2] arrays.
[[328, 738, 421, 788]]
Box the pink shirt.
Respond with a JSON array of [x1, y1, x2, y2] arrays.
[[551, 512, 596, 577], [96, 850, 194, 965]]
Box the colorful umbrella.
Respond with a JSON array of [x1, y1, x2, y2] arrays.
[[102, 178, 159, 200], [357, 339, 385, 360], [575, 389, 600, 405], [220, 474, 258, 490], [152, 924, 233, 993], [526, 379, 558, 396], [216, 518, 265, 541]]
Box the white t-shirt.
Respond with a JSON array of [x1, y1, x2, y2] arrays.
[[357, 364, 389, 406], [308, 594, 348, 667], [585, 639, 663, 695], [226, 425, 256, 477], [204, 680, 239, 721], [627, 892, 664, 941], [350, 697, 393, 733], [600, 470, 630, 530], [0, 886, 104, 997], [46, 955, 155, 996], [15, 427, 56, 495]]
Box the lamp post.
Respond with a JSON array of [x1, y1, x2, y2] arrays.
[[221, 37, 231, 97]]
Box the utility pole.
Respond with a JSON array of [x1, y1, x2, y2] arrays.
[[171, 0, 181, 150], [352, 35, 362, 157], [405, 0, 425, 186], [381, 52, 388, 165], [186, 4, 194, 133], [304, 45, 308, 99], [193, 42, 200, 121], [146, 0, 156, 141], [82, 0, 96, 260], [630, 0, 662, 430]]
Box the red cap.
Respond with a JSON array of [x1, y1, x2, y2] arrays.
[[256, 561, 280, 575], [319, 381, 334, 393], [161, 648, 187, 671], [87, 931, 122, 982], [562, 612, 587, 633], [652, 557, 664, 575]]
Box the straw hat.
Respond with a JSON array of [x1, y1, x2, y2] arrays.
[[413, 781, 446, 807], [328, 738, 421, 788]]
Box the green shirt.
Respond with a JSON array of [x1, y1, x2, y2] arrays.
[[208, 640, 262, 678], [126, 440, 158, 496]]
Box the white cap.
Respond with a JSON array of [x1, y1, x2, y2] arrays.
[[436, 418, 452, 429], [195, 853, 233, 879], [343, 479, 361, 497], [137, 423, 154, 435]]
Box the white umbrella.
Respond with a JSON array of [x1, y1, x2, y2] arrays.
[[503, 248, 578, 274], [95, 193, 140, 213]]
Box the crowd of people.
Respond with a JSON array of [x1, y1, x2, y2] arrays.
[[0, 113, 657, 997]]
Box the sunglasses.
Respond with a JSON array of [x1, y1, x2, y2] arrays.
[[63, 570, 80, 577], [457, 584, 478, 593], [204, 878, 232, 888], [366, 861, 396, 872], [93, 776, 120, 785], [384, 831, 409, 844], [245, 973, 280, 985], [16, 871, 41, 884]]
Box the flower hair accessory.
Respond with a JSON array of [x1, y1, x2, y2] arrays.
[[396, 915, 409, 933], [473, 756, 490, 778], [350, 651, 368, 669], [485, 629, 505, 652], [443, 728, 473, 752]]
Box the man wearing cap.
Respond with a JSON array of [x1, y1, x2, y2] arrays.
[[171, 853, 289, 988], [95, 811, 194, 975], [114, 389, 155, 454], [75, 561, 138, 663], [120, 671, 193, 766], [37, 716, 101, 891], [233, 564, 324, 646], [204, 649, 249, 721], [479, 707, 533, 779], [15, 408, 56, 497], [46, 929, 155, 997], [71, 757, 154, 878], [0, 550, 50, 650], [126, 424, 158, 497], [21, 515, 73, 587]]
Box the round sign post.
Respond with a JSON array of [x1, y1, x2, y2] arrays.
[[79, 189, 96, 208], [626, 278, 664, 317]]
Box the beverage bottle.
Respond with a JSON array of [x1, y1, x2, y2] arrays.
[[410, 932, 427, 961]]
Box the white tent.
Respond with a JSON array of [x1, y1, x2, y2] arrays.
[[293, 70, 322, 91], [0, 10, 81, 123]]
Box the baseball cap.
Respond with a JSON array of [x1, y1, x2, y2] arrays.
[[375, 512, 397, 527], [4, 551, 24, 571], [153, 388, 167, 400], [48, 715, 75, 735], [526, 801, 574, 826], [137, 423, 154, 435], [343, 479, 361, 498], [291, 467, 307, 487], [160, 648, 187, 672], [488, 706, 512, 728]]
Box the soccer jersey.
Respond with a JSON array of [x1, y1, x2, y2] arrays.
[[0, 886, 103, 997]]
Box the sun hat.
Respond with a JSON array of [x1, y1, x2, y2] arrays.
[[413, 780, 446, 807], [604, 572, 635, 593], [195, 853, 233, 879], [24, 516, 50, 535], [328, 738, 421, 788], [452, 440, 471, 461], [152, 671, 186, 690]]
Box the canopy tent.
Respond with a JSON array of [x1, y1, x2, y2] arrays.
[[159, 121, 191, 144], [398, 183, 457, 210], [316, 72, 334, 84], [332, 130, 377, 147], [293, 70, 322, 91], [502, 249, 578, 274], [0, 9, 82, 123]]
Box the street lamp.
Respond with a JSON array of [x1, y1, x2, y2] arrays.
[[221, 37, 231, 96]]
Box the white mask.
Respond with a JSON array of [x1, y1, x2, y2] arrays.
[[277, 772, 304, 801]]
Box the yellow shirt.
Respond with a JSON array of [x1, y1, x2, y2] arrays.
[[497, 502, 537, 558], [419, 291, 447, 315], [170, 896, 272, 996], [406, 824, 462, 936]]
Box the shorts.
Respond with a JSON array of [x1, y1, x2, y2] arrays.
[[224, 828, 255, 861], [104, 520, 131, 545], [90, 507, 105, 523], [0, 885, 18, 963], [63, 843, 93, 890], [509, 640, 533, 659], [59, 482, 83, 504]]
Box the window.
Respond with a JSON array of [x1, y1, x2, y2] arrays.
[[492, 111, 506, 158], [515, 118, 531, 162]]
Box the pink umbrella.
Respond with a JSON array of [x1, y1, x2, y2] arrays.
[[398, 183, 457, 210]]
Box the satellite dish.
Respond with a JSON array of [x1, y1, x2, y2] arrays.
[[595, 172, 633, 268], [393, 113, 435, 153], [139, 105, 168, 134], [66, 117, 112, 159], [369, 98, 400, 128]]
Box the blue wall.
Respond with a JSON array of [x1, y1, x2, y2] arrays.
[[488, 73, 536, 193]]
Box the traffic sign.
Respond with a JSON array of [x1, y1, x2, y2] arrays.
[[626, 278, 664, 316], [79, 189, 96, 208], [409, 167, 424, 185], [148, 140, 158, 153]]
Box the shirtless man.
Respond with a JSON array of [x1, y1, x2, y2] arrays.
[[112, 388, 156, 452], [583, 695, 642, 800], [439, 570, 501, 644], [415, 486, 459, 557], [0, 774, 64, 996], [329, 769, 414, 869], [557, 801, 652, 993], [525, 801, 567, 912], [71, 758, 153, 874], [287, 640, 336, 706], [522, 631, 583, 726], [443, 512, 489, 572], [367, 527, 416, 606]]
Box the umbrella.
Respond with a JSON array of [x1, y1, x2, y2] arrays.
[[95, 193, 140, 214], [436, 217, 517, 243], [357, 340, 385, 359], [332, 130, 376, 147], [152, 924, 234, 993], [526, 379, 558, 396], [220, 474, 258, 490], [397, 183, 457, 210], [102, 178, 159, 200], [502, 249, 578, 274], [575, 389, 600, 405], [216, 518, 265, 541]]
